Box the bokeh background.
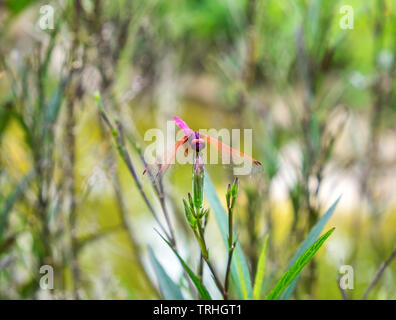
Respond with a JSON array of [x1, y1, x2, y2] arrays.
[[0, 0, 396, 299]]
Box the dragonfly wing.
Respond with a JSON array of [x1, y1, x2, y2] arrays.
[[201, 133, 262, 166], [173, 116, 194, 136], [143, 135, 189, 180]]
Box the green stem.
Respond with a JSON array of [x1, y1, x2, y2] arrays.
[[224, 204, 235, 299], [224, 244, 235, 300], [224, 178, 238, 299]]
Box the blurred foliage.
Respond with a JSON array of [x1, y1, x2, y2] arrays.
[[0, 0, 396, 300]]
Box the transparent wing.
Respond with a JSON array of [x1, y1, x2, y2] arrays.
[[143, 135, 189, 181], [201, 133, 262, 166]]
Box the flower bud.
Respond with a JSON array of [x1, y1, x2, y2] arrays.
[[226, 183, 232, 208], [231, 177, 239, 197], [183, 198, 196, 229]]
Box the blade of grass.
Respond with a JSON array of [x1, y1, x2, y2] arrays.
[[44, 77, 68, 127], [156, 231, 212, 300], [7, 0, 37, 15], [204, 172, 252, 300], [280, 196, 340, 299], [253, 234, 269, 300], [266, 227, 335, 300], [148, 246, 184, 300], [0, 172, 34, 239]]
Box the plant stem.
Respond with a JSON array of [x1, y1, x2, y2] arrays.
[[224, 245, 235, 300], [156, 177, 177, 247], [133, 137, 179, 249], [97, 105, 172, 243], [195, 218, 209, 260], [197, 252, 204, 281], [65, 2, 82, 297], [224, 179, 238, 299], [337, 274, 348, 300], [224, 206, 235, 299], [361, 246, 396, 300], [205, 258, 226, 299], [117, 121, 174, 244], [228, 207, 233, 249], [194, 206, 226, 299], [111, 169, 161, 298]]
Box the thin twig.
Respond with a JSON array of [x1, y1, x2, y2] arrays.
[[224, 205, 235, 299], [197, 252, 204, 281], [224, 244, 235, 300], [64, 1, 85, 298], [137, 150, 177, 247], [224, 179, 238, 299], [205, 259, 226, 299], [77, 226, 121, 250], [361, 246, 396, 300], [110, 168, 161, 298], [157, 179, 177, 247], [337, 275, 348, 300], [195, 214, 226, 299], [96, 99, 160, 298], [97, 105, 171, 242]]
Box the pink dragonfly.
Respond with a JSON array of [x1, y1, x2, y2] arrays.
[[143, 116, 262, 179]]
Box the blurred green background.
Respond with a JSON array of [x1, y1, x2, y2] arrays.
[[0, 0, 396, 299]]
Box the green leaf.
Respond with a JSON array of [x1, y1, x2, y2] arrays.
[[44, 77, 68, 126], [0, 172, 34, 239], [0, 101, 13, 144], [183, 198, 196, 229], [204, 172, 252, 300], [156, 231, 212, 300], [266, 227, 335, 300], [7, 0, 37, 15], [253, 234, 269, 300], [280, 196, 340, 299], [148, 246, 184, 300]]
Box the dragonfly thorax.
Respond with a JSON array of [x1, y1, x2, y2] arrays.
[[188, 132, 206, 152]]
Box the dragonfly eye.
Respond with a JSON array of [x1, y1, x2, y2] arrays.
[[191, 138, 205, 151]]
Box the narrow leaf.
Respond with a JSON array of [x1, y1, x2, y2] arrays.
[[148, 246, 184, 300], [266, 227, 335, 300], [0, 172, 33, 239], [44, 77, 68, 126], [7, 0, 37, 15], [253, 234, 269, 300], [280, 196, 340, 299], [156, 231, 212, 300]]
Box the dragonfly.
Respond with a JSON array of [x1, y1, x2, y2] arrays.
[[143, 116, 262, 180]]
